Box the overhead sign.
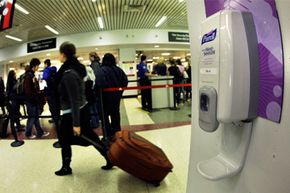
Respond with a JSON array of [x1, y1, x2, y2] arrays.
[[168, 32, 190, 43], [27, 38, 57, 53], [0, 0, 17, 31]]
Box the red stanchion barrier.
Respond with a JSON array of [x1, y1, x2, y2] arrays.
[[103, 83, 192, 92]]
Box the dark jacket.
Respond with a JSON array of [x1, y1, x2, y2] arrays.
[[153, 63, 167, 76], [57, 58, 87, 127], [23, 70, 41, 104], [6, 78, 17, 100], [95, 65, 128, 111], [168, 65, 182, 82], [91, 60, 101, 77], [0, 78, 5, 106]]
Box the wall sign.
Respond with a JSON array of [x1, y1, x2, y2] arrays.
[[27, 38, 57, 53], [0, 0, 16, 31], [168, 32, 190, 43], [204, 0, 284, 123]]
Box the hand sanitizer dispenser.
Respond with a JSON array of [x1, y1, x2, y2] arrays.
[[197, 10, 259, 180]]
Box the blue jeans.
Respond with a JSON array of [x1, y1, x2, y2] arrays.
[[89, 102, 99, 129], [25, 102, 44, 137]]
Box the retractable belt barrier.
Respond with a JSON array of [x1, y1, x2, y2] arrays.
[[103, 83, 192, 92], [1, 81, 192, 147]]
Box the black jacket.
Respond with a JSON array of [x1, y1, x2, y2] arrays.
[[57, 58, 87, 127], [95, 65, 128, 111]]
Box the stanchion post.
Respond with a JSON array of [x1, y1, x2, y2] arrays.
[[8, 115, 24, 147]]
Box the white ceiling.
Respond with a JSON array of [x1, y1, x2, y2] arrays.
[[5, 43, 190, 67], [0, 0, 188, 49]]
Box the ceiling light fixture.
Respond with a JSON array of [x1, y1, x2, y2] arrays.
[[155, 16, 167, 28], [154, 45, 160, 48], [161, 53, 170, 56], [5, 35, 23, 42], [95, 48, 99, 50], [45, 25, 59, 35], [46, 53, 51, 56], [92, 0, 97, 2], [178, 0, 185, 2], [9, 61, 13, 63], [98, 17, 104, 29], [15, 3, 29, 14]]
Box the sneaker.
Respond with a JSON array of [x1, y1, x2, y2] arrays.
[[27, 135, 36, 139], [41, 131, 50, 137], [37, 131, 50, 138]]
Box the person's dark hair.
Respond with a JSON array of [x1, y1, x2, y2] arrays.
[[89, 52, 100, 61], [60, 42, 76, 59], [102, 53, 116, 66], [44, 59, 51, 67], [176, 59, 182, 66], [24, 65, 30, 72], [141, 55, 147, 62], [169, 58, 176, 66], [29, 58, 41, 69], [7, 70, 16, 83]]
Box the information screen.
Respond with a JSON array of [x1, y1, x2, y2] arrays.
[[0, 0, 16, 32]]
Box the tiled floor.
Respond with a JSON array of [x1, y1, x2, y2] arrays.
[[2, 97, 191, 140], [0, 125, 191, 193]]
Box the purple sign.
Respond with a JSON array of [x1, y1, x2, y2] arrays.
[[204, 0, 284, 123]]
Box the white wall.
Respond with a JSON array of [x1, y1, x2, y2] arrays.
[[0, 29, 189, 63], [186, 1, 290, 193]]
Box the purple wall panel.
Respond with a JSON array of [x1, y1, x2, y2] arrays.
[[204, 0, 284, 123]]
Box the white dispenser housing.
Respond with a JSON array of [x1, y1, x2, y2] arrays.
[[197, 10, 259, 180]]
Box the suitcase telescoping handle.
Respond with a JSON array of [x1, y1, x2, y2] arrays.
[[80, 135, 104, 150], [99, 87, 108, 141]]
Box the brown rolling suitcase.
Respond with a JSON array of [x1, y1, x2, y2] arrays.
[[108, 130, 173, 186]]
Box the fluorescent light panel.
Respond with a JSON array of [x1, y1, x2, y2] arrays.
[[45, 25, 59, 35], [154, 45, 160, 48], [15, 3, 29, 14], [161, 53, 170, 56], [155, 16, 167, 28], [98, 17, 104, 29], [5, 35, 22, 42]]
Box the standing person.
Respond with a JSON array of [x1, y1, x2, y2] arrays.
[[0, 77, 6, 114], [6, 70, 23, 132], [55, 42, 112, 176], [137, 55, 152, 111], [185, 63, 192, 101], [89, 51, 102, 129], [84, 65, 99, 129], [168, 59, 182, 104], [176, 59, 186, 102], [95, 53, 128, 140], [24, 58, 50, 139], [153, 58, 167, 76], [42, 59, 61, 148], [89, 52, 101, 76]]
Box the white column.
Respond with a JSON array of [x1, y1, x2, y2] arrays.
[[119, 48, 138, 97]]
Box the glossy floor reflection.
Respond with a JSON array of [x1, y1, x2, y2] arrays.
[[0, 125, 190, 193]]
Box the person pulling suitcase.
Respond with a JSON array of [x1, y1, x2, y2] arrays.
[[54, 42, 113, 176]]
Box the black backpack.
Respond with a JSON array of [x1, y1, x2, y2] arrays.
[[14, 73, 26, 96]]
